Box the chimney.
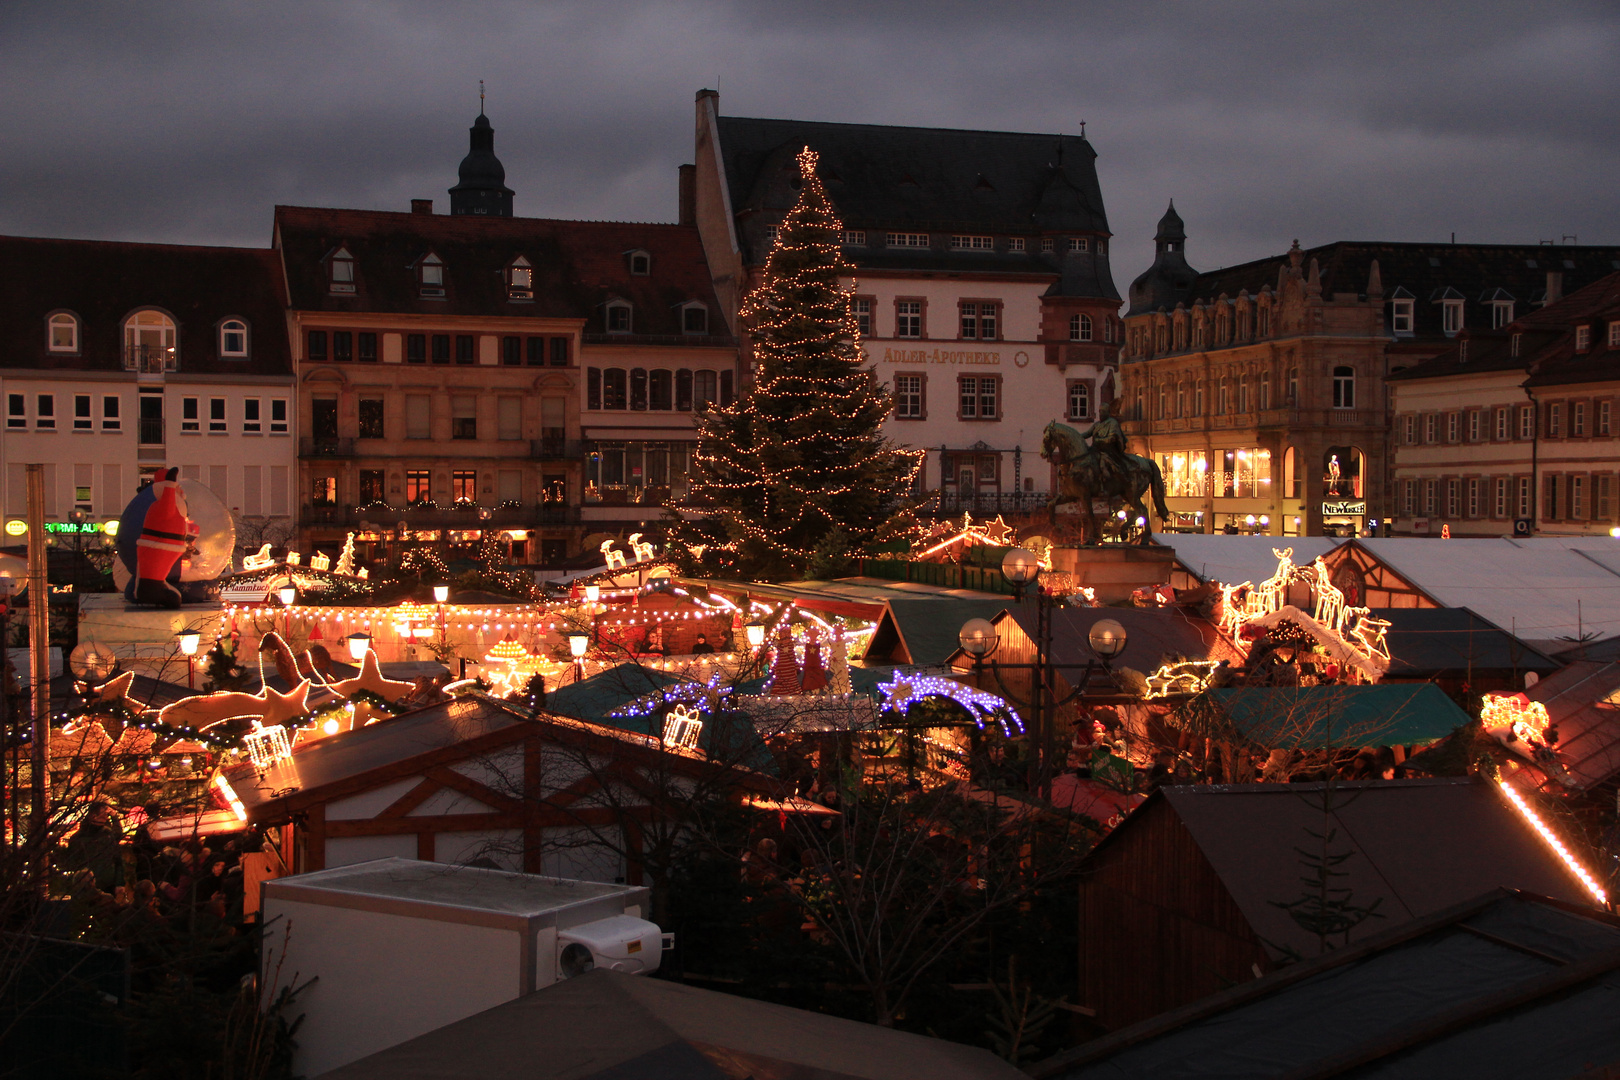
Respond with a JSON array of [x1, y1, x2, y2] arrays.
[[1546, 271, 1564, 305], [678, 164, 696, 225], [411, 199, 433, 215]]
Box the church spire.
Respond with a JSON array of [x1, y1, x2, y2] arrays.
[[449, 91, 514, 217]]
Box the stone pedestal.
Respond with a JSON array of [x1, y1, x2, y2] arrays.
[[1049, 545, 1175, 603]]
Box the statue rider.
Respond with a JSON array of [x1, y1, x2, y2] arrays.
[[1079, 402, 1129, 482]]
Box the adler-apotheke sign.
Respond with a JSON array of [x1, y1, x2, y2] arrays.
[[866, 346, 1032, 368], [1322, 500, 1367, 517]]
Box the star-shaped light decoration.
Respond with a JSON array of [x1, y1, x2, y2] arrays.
[[980, 515, 1015, 546], [330, 649, 415, 703]]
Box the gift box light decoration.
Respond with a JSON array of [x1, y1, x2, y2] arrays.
[[663, 702, 704, 750], [243, 720, 293, 769]]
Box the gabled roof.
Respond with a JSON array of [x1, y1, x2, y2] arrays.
[[1162, 534, 1343, 586], [1523, 659, 1620, 790], [1033, 890, 1620, 1080], [273, 206, 733, 342], [867, 597, 1010, 665], [321, 968, 1026, 1080], [1001, 605, 1241, 673], [1086, 778, 1590, 963], [1203, 684, 1471, 748], [1374, 607, 1561, 677], [0, 234, 293, 376]]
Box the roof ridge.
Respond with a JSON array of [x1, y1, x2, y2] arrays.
[[273, 205, 694, 230], [0, 233, 276, 256], [721, 114, 1083, 141]]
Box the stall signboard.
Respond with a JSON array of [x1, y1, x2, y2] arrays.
[[1322, 500, 1367, 517]]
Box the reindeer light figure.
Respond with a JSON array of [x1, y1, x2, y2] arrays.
[[1310, 556, 1346, 633], [1345, 607, 1392, 664], [600, 539, 628, 571], [628, 532, 656, 562]]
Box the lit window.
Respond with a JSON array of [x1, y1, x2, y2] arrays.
[[606, 303, 632, 333], [181, 397, 199, 433], [48, 313, 78, 352], [950, 235, 994, 251], [842, 230, 866, 247], [452, 470, 477, 502], [1008, 237, 1026, 253], [895, 374, 924, 419], [1070, 314, 1093, 342], [73, 394, 91, 431], [123, 310, 177, 372], [509, 257, 533, 299], [419, 253, 445, 297], [406, 470, 431, 504], [244, 398, 261, 434], [35, 395, 53, 430], [328, 247, 356, 294], [887, 233, 930, 248], [682, 305, 709, 335], [220, 319, 248, 357]]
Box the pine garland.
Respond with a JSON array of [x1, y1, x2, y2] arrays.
[[672, 147, 921, 578]]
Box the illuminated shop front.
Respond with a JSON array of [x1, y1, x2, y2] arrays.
[[585, 441, 695, 506]]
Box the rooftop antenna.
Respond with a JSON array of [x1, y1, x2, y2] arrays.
[[1080, 119, 1087, 138], [479, 79, 486, 116]]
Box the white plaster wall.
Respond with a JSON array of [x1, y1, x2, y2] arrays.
[[263, 894, 520, 1078], [325, 833, 417, 868], [541, 825, 627, 884], [326, 777, 423, 820], [435, 829, 524, 869]]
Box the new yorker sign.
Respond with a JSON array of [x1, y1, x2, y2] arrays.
[[867, 347, 1032, 368], [1322, 500, 1367, 517]]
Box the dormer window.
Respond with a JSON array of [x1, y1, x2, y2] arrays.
[[681, 303, 709, 335], [328, 247, 356, 294], [1389, 287, 1415, 335], [606, 301, 632, 334], [628, 250, 651, 276], [219, 319, 248, 358], [1511, 333, 1522, 357], [418, 253, 445, 298], [1442, 300, 1464, 335], [123, 310, 177, 372], [1491, 301, 1515, 328], [1577, 325, 1592, 351], [508, 256, 534, 300], [47, 312, 79, 353]]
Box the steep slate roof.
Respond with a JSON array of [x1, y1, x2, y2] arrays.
[[1087, 778, 1589, 964], [1204, 684, 1471, 748], [0, 235, 292, 376], [1523, 660, 1620, 790], [1373, 607, 1561, 679], [715, 115, 1120, 298], [1388, 270, 1620, 385], [1034, 890, 1620, 1080], [1137, 239, 1620, 339], [321, 968, 1027, 1080], [272, 206, 734, 342]]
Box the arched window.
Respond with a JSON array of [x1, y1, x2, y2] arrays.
[[1285, 447, 1298, 498], [1176, 381, 1185, 418], [220, 319, 248, 358], [606, 302, 632, 333], [649, 369, 673, 410], [123, 310, 177, 372], [1332, 366, 1356, 409], [1067, 381, 1090, 420], [47, 312, 79, 353], [602, 368, 628, 409], [1069, 313, 1092, 342]]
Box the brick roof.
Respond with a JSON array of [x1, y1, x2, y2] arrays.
[[0, 235, 292, 376], [272, 206, 733, 343]]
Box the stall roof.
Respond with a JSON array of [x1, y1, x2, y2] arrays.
[[688, 576, 1009, 619], [1350, 538, 1620, 649], [265, 857, 636, 919], [1374, 608, 1561, 678], [1033, 890, 1620, 1080], [319, 968, 1027, 1080], [1205, 684, 1470, 748], [1523, 660, 1620, 790], [1088, 778, 1590, 963], [867, 597, 1010, 665], [1004, 605, 1242, 673], [1161, 535, 1341, 586]]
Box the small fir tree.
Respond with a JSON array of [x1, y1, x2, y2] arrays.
[[673, 147, 920, 579]]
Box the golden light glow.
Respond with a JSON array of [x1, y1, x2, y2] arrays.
[[1495, 777, 1606, 904], [212, 774, 248, 822], [1481, 692, 1551, 743]]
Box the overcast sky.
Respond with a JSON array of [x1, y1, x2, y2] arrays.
[[3, 1, 1617, 282]]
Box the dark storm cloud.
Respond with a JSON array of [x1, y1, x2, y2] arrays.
[[1, 0, 1616, 282]]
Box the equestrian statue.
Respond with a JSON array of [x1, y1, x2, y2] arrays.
[[1040, 403, 1171, 545]]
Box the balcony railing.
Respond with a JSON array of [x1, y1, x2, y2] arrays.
[[303, 504, 579, 528], [138, 417, 164, 446], [300, 437, 356, 457], [532, 435, 584, 460], [123, 344, 176, 374]]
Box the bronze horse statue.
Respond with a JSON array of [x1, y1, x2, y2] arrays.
[[1040, 420, 1172, 545]]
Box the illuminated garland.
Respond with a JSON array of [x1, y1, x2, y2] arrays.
[[609, 675, 735, 719], [876, 672, 1024, 735]]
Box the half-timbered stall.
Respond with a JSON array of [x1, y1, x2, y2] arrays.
[[218, 694, 777, 883]]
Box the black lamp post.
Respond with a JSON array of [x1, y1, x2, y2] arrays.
[[958, 547, 1128, 796]]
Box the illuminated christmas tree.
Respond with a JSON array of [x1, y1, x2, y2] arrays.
[[674, 147, 920, 579]]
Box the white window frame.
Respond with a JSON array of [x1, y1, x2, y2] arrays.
[[328, 247, 356, 294], [1008, 237, 1025, 253], [842, 230, 866, 247], [220, 318, 248, 358], [243, 397, 262, 434], [1070, 314, 1093, 342], [1494, 478, 1507, 518], [1446, 412, 1459, 443], [271, 398, 289, 435], [1332, 367, 1355, 410], [1602, 401, 1612, 437], [895, 300, 922, 339], [1467, 478, 1480, 518], [1067, 381, 1091, 421], [605, 302, 632, 334], [949, 235, 993, 251], [1391, 299, 1414, 335], [1067, 237, 1089, 252], [35, 394, 54, 430], [1519, 406, 1534, 440], [1518, 477, 1532, 518], [852, 298, 872, 337], [181, 396, 200, 433], [102, 395, 121, 432], [1491, 301, 1514, 329], [209, 397, 227, 434], [1442, 299, 1464, 335], [73, 394, 92, 431], [1577, 325, 1592, 351], [1495, 407, 1508, 440], [508, 256, 534, 299], [418, 252, 445, 297], [1609, 322, 1620, 348], [1467, 410, 1481, 442], [886, 232, 930, 249], [894, 374, 923, 419], [48, 312, 79, 353], [1403, 415, 1416, 445]]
